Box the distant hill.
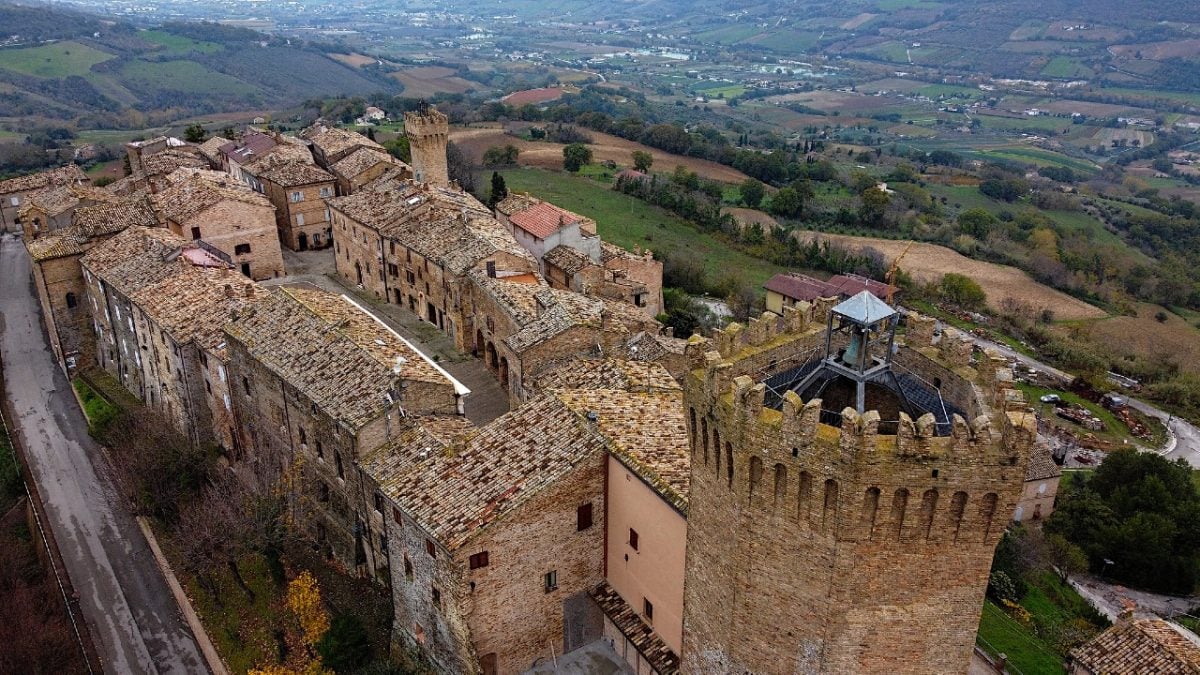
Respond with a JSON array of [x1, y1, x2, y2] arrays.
[[0, 3, 396, 128]]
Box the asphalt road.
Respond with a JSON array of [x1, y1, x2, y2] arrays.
[[970, 333, 1200, 468], [0, 235, 206, 674]]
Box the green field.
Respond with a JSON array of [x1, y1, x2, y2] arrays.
[[120, 60, 255, 95], [140, 29, 224, 55], [977, 601, 1064, 675], [693, 24, 761, 45], [983, 147, 1099, 174], [750, 30, 822, 53], [698, 84, 746, 99], [0, 40, 114, 78], [976, 114, 1074, 134], [500, 167, 788, 290], [1041, 56, 1094, 79]]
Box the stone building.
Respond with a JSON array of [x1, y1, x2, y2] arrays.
[[252, 159, 337, 251], [1014, 443, 1061, 523], [403, 106, 450, 186], [329, 180, 538, 350], [0, 164, 89, 233], [301, 124, 387, 171], [223, 286, 469, 576], [81, 226, 260, 447], [27, 197, 159, 373], [679, 296, 1035, 674], [494, 194, 600, 266], [19, 184, 117, 239], [1069, 615, 1200, 674], [329, 147, 412, 196], [152, 171, 284, 280]]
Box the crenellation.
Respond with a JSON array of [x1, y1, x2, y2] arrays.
[[905, 312, 937, 347]]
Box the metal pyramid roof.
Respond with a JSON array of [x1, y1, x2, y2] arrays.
[[832, 290, 896, 325]]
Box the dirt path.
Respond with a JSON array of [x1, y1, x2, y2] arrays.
[[450, 125, 754, 184], [721, 208, 1106, 320]]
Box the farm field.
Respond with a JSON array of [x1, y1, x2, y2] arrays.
[[981, 147, 1100, 174], [1065, 303, 1200, 375], [0, 40, 114, 77], [139, 29, 223, 55], [330, 52, 378, 68], [499, 168, 787, 290], [1040, 56, 1094, 79], [389, 66, 477, 97], [450, 125, 754, 184], [120, 60, 255, 95]]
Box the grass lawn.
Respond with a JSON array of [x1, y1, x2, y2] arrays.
[[72, 377, 118, 436], [977, 601, 1065, 675], [983, 148, 1099, 175], [500, 167, 789, 290], [0, 41, 114, 78], [120, 60, 255, 95], [1041, 57, 1094, 79]]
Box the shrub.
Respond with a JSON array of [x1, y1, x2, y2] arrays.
[[316, 614, 371, 673]]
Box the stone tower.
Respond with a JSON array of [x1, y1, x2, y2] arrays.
[[679, 298, 1035, 674], [403, 104, 449, 186]]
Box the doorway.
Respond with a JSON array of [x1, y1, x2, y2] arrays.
[[298, 233, 308, 251]]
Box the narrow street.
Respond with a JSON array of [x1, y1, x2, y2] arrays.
[[0, 235, 205, 674]]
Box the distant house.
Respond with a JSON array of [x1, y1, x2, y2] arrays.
[[764, 272, 896, 315], [1013, 444, 1060, 523]]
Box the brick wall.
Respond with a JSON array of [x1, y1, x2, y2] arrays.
[[265, 179, 335, 251], [404, 110, 449, 187], [31, 254, 93, 371], [172, 201, 284, 280]]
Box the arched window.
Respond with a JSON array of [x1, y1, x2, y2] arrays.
[[701, 417, 709, 465], [713, 427, 721, 475], [725, 442, 734, 488], [861, 487, 881, 539], [822, 479, 839, 530], [748, 456, 763, 502], [797, 471, 813, 523], [774, 464, 788, 502], [65, 292, 77, 309], [949, 492, 968, 542], [980, 493, 999, 542], [890, 489, 909, 540], [919, 489, 939, 541]]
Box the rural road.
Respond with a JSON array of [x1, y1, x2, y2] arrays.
[[969, 331, 1200, 468], [0, 235, 206, 674]]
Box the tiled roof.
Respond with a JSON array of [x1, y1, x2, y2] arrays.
[[152, 173, 272, 224], [1071, 618, 1200, 675], [196, 136, 230, 164], [29, 197, 161, 262], [533, 357, 680, 394], [24, 184, 117, 217], [27, 233, 87, 261], [141, 149, 208, 177], [507, 201, 587, 239], [543, 245, 593, 275], [363, 394, 606, 550], [0, 164, 88, 195], [1026, 443, 1062, 481], [300, 124, 384, 159], [256, 160, 335, 187], [827, 273, 896, 300], [494, 193, 540, 217], [590, 582, 680, 674], [625, 331, 687, 360], [764, 273, 839, 302], [555, 388, 690, 511], [600, 240, 648, 263], [224, 287, 457, 429], [220, 132, 279, 164], [330, 147, 407, 180]]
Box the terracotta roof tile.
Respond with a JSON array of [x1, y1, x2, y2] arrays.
[[1026, 443, 1062, 481], [152, 173, 272, 224], [508, 201, 587, 239], [590, 582, 680, 674], [255, 160, 335, 187], [0, 164, 88, 195], [1071, 618, 1200, 675], [330, 147, 408, 181], [532, 358, 680, 394]]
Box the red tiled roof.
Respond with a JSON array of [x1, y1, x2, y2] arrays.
[[764, 273, 837, 302], [508, 201, 585, 239], [827, 273, 896, 299]]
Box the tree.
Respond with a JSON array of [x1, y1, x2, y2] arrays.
[[858, 187, 890, 227], [366, 127, 376, 141], [1045, 534, 1088, 583], [939, 273, 987, 310], [446, 141, 475, 194], [958, 208, 997, 239], [482, 144, 519, 167], [562, 143, 592, 172], [317, 615, 371, 673], [740, 178, 765, 208], [488, 172, 508, 208], [769, 187, 802, 218], [631, 150, 653, 172], [383, 136, 411, 163], [183, 123, 207, 143], [287, 571, 330, 648]]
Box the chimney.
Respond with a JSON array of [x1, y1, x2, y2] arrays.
[[224, 283, 234, 298], [486, 260, 496, 278], [244, 284, 254, 299]]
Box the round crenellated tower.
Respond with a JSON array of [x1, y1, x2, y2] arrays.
[[679, 298, 1035, 674], [403, 105, 450, 186]]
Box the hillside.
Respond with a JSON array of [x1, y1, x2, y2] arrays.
[[0, 5, 396, 128]]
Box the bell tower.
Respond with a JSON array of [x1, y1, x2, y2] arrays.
[[403, 103, 449, 186], [679, 298, 1034, 674]]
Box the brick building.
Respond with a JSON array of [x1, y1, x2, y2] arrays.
[[152, 171, 284, 280], [253, 160, 337, 251], [403, 106, 450, 186], [19, 184, 117, 239], [679, 299, 1035, 673], [223, 286, 469, 575], [329, 147, 411, 196], [301, 124, 387, 171], [0, 164, 89, 233], [27, 197, 159, 373], [1014, 443, 1061, 523]]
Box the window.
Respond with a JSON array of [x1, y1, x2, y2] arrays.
[[643, 598, 654, 623], [576, 503, 593, 531], [469, 551, 489, 569], [315, 441, 324, 459], [380, 533, 388, 553], [374, 492, 384, 514], [334, 451, 344, 479], [190, 226, 201, 240], [290, 191, 303, 202], [432, 587, 441, 608], [242, 376, 251, 396], [425, 539, 436, 557], [388, 263, 399, 277], [319, 481, 330, 502], [298, 427, 307, 445], [320, 186, 333, 198], [404, 556, 414, 582], [296, 213, 305, 227], [543, 570, 558, 593], [392, 506, 402, 525], [628, 528, 639, 551], [405, 270, 416, 285], [65, 292, 77, 309], [234, 243, 251, 255]]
